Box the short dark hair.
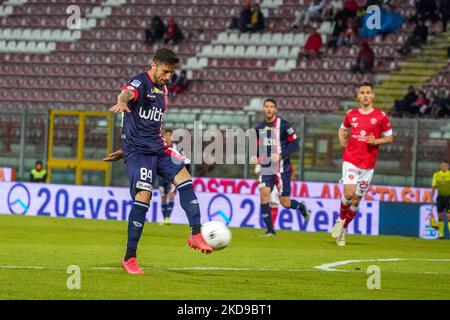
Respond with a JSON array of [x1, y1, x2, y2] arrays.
[[263, 98, 277, 108], [442, 159, 449, 164], [153, 48, 179, 66], [359, 82, 374, 90], [164, 128, 173, 134]]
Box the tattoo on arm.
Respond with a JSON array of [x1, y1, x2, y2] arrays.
[[118, 90, 134, 104]]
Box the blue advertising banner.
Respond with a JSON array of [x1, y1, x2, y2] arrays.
[[0, 182, 380, 236]]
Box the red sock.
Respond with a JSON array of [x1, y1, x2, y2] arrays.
[[270, 207, 278, 225], [344, 207, 358, 228], [340, 198, 351, 220]]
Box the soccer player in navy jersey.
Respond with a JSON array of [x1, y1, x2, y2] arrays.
[[108, 48, 212, 275], [252, 98, 310, 237], [104, 130, 182, 226]]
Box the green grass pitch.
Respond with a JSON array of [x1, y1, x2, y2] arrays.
[[0, 214, 449, 300]]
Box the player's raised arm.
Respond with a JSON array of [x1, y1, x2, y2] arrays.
[[109, 89, 135, 113]]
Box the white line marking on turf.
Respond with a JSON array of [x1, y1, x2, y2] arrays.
[[314, 258, 450, 273], [314, 258, 404, 272], [0, 266, 45, 270], [3, 260, 450, 275], [1, 265, 312, 272]]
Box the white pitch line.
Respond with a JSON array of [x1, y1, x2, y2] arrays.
[[166, 267, 312, 272], [2, 265, 312, 272], [314, 258, 450, 272], [0, 266, 45, 270], [314, 258, 404, 272], [3, 259, 450, 275]]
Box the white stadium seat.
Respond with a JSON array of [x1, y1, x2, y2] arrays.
[[234, 45, 245, 58]]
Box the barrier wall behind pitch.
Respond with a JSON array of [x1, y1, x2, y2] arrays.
[[0, 181, 437, 238]]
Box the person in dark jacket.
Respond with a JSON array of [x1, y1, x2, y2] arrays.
[[397, 20, 428, 55], [145, 16, 166, 45], [351, 41, 375, 74]]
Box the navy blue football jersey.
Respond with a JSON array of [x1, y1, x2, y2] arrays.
[[255, 117, 299, 173], [121, 71, 168, 161]]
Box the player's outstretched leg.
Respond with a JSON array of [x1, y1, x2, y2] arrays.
[[337, 228, 346, 246], [270, 206, 278, 225], [161, 200, 168, 224], [332, 195, 352, 238], [279, 197, 310, 225], [165, 189, 175, 225], [167, 199, 174, 220], [338, 205, 359, 246], [176, 178, 212, 253], [122, 199, 149, 275], [290, 199, 310, 222], [260, 203, 277, 236]]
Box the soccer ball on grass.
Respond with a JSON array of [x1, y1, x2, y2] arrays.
[[201, 221, 232, 251]]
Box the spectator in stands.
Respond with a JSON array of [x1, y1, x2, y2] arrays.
[[337, 17, 357, 47], [438, 0, 450, 32], [250, 3, 265, 32], [322, 0, 344, 21], [145, 16, 166, 45], [297, 29, 323, 62], [30, 160, 47, 183], [397, 20, 428, 55], [390, 86, 417, 117], [164, 18, 184, 45], [228, 8, 241, 30], [350, 41, 375, 74], [169, 70, 190, 95], [410, 0, 438, 24], [341, 0, 359, 20], [409, 90, 430, 116], [239, 0, 253, 32], [430, 89, 450, 118], [327, 16, 346, 51], [292, 0, 326, 29], [365, 0, 381, 6], [365, 0, 395, 9]]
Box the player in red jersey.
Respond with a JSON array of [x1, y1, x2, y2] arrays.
[[331, 82, 394, 246]]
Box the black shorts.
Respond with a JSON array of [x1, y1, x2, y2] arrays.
[[125, 152, 184, 199], [258, 171, 291, 197], [437, 196, 450, 213]]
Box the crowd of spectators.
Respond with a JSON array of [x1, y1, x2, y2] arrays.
[[143, 1, 450, 106], [293, 0, 383, 74], [145, 16, 184, 46], [390, 86, 450, 118], [409, 0, 450, 33], [229, 0, 266, 33]]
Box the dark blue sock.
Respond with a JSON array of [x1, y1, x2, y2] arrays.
[[125, 201, 149, 260], [177, 180, 201, 234], [261, 203, 274, 231], [290, 199, 304, 210], [161, 203, 168, 218], [167, 200, 174, 218]]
